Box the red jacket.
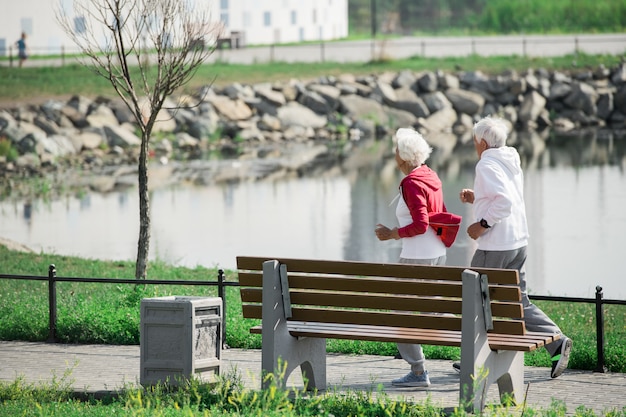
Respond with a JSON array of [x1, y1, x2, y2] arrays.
[[398, 165, 446, 238]]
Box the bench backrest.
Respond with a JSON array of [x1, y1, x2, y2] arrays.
[[237, 256, 525, 335]]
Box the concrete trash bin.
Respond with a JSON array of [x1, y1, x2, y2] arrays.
[[140, 296, 222, 386]]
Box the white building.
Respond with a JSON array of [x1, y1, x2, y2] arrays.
[[220, 0, 348, 46], [0, 0, 348, 57]]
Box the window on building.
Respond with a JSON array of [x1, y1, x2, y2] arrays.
[[312, 9, 317, 24], [264, 11, 271, 27], [221, 12, 229, 27], [220, 0, 228, 9], [243, 11, 251, 27], [291, 10, 297, 25], [74, 16, 86, 34]]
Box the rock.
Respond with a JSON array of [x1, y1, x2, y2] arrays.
[[87, 104, 120, 128], [417, 106, 457, 132], [104, 125, 141, 148], [563, 82, 599, 116], [417, 71, 438, 92], [393, 70, 417, 89], [207, 95, 253, 120], [339, 94, 388, 125], [519, 91, 547, 123], [391, 87, 430, 118], [444, 88, 485, 116], [277, 102, 327, 129], [421, 91, 453, 113], [254, 85, 287, 107], [41, 134, 78, 157], [374, 80, 397, 105], [437, 71, 460, 90], [75, 130, 104, 150], [298, 90, 333, 114]]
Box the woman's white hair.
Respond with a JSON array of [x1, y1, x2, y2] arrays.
[[473, 116, 509, 148], [395, 128, 432, 166]]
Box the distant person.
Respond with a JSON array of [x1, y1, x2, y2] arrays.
[[16, 32, 28, 68], [458, 116, 572, 378], [375, 127, 455, 388]]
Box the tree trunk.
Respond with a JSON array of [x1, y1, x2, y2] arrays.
[[135, 131, 151, 279]]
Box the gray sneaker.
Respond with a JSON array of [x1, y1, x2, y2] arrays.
[[391, 370, 431, 387], [551, 336, 573, 378]]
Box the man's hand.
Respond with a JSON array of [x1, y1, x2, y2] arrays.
[[467, 221, 489, 240], [460, 189, 475, 204]]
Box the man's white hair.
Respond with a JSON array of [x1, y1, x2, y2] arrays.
[[395, 128, 432, 166], [473, 116, 509, 148]]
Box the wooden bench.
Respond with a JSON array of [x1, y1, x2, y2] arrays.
[[236, 256, 561, 412]]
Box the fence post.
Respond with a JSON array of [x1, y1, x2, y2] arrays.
[[523, 38, 527, 57], [270, 44, 275, 63], [594, 286, 606, 372], [320, 41, 325, 63], [218, 269, 226, 348], [62, 45, 65, 66], [48, 264, 57, 343]]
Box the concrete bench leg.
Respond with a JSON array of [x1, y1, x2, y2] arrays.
[[492, 351, 524, 405], [261, 260, 327, 390], [461, 270, 525, 412]]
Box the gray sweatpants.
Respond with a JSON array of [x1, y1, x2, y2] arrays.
[[471, 246, 564, 356], [396, 255, 447, 373]]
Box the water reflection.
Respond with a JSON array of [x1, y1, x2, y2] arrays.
[[0, 129, 625, 299]]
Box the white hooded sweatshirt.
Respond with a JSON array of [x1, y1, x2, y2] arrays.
[[473, 146, 529, 251]]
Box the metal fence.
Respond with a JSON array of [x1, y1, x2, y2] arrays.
[[0, 264, 238, 349], [1, 263, 625, 372], [2, 34, 625, 67]]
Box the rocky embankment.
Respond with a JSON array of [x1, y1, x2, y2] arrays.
[[1, 62, 625, 197]]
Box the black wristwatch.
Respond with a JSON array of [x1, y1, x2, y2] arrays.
[[480, 218, 491, 229]]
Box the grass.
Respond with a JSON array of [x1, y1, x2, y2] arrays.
[[1, 53, 624, 104], [1, 362, 625, 417], [1, 245, 625, 375]]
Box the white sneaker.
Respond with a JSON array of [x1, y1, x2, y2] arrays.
[[551, 337, 573, 378], [391, 370, 431, 387]]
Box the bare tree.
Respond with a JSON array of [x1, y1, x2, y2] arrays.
[[56, 0, 221, 279]]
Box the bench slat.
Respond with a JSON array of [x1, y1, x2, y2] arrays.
[[238, 271, 522, 302], [237, 256, 519, 285], [241, 288, 523, 318], [242, 304, 526, 335], [248, 322, 549, 352]]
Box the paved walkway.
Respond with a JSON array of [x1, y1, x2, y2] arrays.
[[4, 34, 625, 68], [1, 341, 625, 414]]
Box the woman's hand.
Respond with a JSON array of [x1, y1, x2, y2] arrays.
[[375, 224, 399, 241]]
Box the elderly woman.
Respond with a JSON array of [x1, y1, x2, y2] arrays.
[[375, 127, 449, 388]]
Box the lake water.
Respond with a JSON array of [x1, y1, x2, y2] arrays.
[[1, 136, 625, 300]]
